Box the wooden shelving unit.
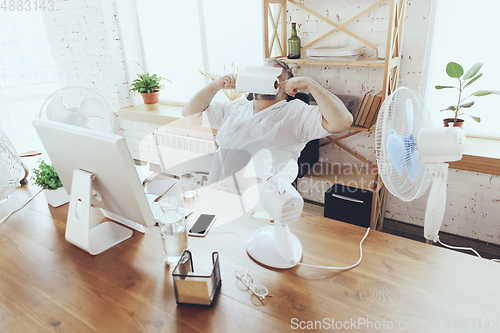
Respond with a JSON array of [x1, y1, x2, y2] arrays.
[[263, 0, 407, 230]]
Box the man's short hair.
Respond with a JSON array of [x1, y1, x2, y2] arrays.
[[264, 58, 293, 80]]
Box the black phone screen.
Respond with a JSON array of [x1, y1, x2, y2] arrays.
[[189, 214, 216, 234]]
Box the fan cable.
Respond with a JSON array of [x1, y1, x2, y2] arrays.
[[0, 189, 42, 226], [298, 228, 370, 270]]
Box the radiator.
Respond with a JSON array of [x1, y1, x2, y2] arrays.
[[154, 132, 217, 154], [153, 132, 216, 175]]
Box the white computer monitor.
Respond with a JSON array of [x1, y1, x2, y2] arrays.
[[33, 118, 156, 255]]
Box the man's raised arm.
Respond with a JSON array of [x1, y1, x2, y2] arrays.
[[182, 74, 236, 125], [279, 77, 353, 133]]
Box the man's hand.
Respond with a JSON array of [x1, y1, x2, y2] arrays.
[[277, 77, 312, 97], [215, 74, 237, 90]]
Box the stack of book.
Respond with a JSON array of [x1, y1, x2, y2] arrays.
[[353, 90, 383, 128], [307, 46, 364, 61]]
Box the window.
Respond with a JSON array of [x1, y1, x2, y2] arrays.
[[0, 11, 60, 152], [128, 0, 263, 104], [424, 0, 500, 139]]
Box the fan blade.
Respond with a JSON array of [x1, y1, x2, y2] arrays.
[[241, 183, 262, 212], [386, 131, 405, 176], [406, 148, 423, 182], [275, 159, 299, 184], [45, 96, 74, 124], [79, 97, 107, 119], [405, 98, 414, 133]]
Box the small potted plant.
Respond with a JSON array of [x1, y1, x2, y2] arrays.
[[435, 62, 499, 127], [129, 62, 170, 104], [31, 160, 69, 207]]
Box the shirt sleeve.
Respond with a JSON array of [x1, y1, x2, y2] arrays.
[[292, 100, 331, 143], [201, 98, 248, 129], [201, 101, 226, 129]]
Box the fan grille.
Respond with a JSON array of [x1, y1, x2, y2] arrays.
[[39, 86, 114, 133], [0, 129, 24, 201], [375, 87, 433, 202]]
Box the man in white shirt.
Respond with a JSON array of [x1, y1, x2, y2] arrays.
[[182, 59, 352, 192]]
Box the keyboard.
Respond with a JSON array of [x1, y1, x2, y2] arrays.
[[150, 202, 193, 222]]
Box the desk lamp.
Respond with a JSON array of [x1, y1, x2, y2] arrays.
[[246, 174, 304, 269]]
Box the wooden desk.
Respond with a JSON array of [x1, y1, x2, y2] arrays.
[[1, 176, 500, 332]]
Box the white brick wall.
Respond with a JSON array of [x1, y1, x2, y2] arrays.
[[43, 0, 130, 112]]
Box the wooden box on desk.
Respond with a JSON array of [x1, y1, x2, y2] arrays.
[[302, 162, 386, 230]]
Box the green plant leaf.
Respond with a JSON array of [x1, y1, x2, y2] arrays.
[[446, 62, 464, 78], [472, 90, 493, 96], [435, 85, 455, 89], [463, 73, 483, 88], [440, 106, 456, 112], [463, 62, 483, 80], [458, 101, 475, 108], [30, 159, 63, 190], [468, 115, 481, 123]]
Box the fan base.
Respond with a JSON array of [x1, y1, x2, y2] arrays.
[[246, 225, 302, 269]]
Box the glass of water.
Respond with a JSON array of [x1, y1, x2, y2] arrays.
[[180, 172, 198, 198], [158, 196, 188, 267]]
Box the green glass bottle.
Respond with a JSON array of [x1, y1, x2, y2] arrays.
[[287, 23, 301, 59]]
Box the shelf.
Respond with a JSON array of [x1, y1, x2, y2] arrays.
[[348, 124, 376, 133], [117, 104, 216, 134], [302, 162, 382, 192], [117, 104, 183, 125], [277, 56, 387, 67]]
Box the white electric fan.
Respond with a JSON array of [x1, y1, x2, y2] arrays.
[[0, 128, 28, 202], [40, 86, 114, 133], [375, 87, 465, 242], [243, 150, 304, 269]]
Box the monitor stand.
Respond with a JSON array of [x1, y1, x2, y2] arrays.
[[65, 169, 133, 255]]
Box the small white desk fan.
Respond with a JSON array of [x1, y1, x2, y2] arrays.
[[243, 150, 304, 269], [246, 175, 304, 268], [375, 87, 465, 242]]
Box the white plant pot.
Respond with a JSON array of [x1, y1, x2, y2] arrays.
[[44, 187, 70, 207]]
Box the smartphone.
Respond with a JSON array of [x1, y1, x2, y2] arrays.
[[188, 214, 217, 237]]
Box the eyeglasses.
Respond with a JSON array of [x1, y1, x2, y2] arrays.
[[235, 270, 272, 305]]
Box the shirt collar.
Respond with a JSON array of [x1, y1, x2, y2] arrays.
[[252, 99, 287, 115]]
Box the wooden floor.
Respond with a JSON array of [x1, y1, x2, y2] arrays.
[[302, 201, 323, 217]]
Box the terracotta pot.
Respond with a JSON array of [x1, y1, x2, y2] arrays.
[[443, 118, 464, 128], [141, 91, 159, 104]]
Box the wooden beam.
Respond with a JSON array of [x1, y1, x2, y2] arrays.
[[268, 4, 280, 56], [326, 130, 362, 144], [262, 1, 270, 58], [287, 0, 383, 51], [333, 141, 377, 170]]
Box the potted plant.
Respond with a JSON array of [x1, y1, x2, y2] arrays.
[[435, 62, 499, 127], [129, 62, 170, 104], [31, 160, 69, 207]]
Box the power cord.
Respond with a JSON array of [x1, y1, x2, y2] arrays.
[[298, 227, 370, 270], [437, 235, 500, 263], [0, 189, 42, 226]]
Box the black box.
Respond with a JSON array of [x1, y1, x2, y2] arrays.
[[324, 184, 373, 228]]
